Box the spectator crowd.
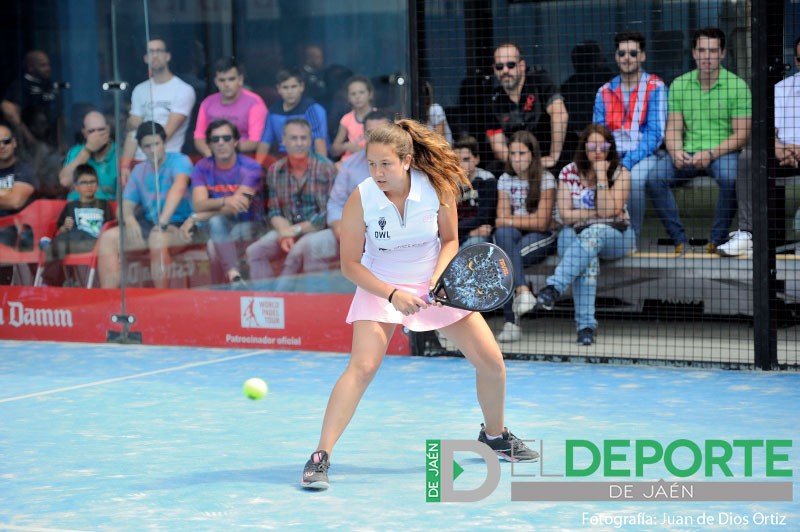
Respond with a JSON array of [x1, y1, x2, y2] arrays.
[[2, 28, 798, 346]]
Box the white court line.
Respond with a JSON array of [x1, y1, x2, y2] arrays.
[[0, 350, 267, 404], [0, 525, 88, 532]]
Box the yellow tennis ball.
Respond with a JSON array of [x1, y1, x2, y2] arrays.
[[243, 377, 268, 400]]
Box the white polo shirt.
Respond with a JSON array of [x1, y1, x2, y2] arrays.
[[358, 168, 441, 283]]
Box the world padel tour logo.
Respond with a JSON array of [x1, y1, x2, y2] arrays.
[[240, 296, 285, 329], [426, 438, 794, 503]]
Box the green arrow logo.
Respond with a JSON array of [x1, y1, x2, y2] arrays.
[[453, 460, 464, 481]]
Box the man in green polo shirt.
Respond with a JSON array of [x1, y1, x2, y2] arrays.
[[652, 27, 752, 255], [58, 110, 117, 201]]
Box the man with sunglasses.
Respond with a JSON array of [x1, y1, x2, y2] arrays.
[[191, 119, 265, 288], [487, 43, 568, 171], [246, 118, 335, 289], [59, 110, 117, 201], [655, 27, 752, 256], [0, 119, 36, 249], [593, 31, 676, 250]]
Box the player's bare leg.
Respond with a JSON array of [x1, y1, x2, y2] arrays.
[[316, 320, 394, 454], [440, 312, 538, 462], [439, 312, 505, 435]]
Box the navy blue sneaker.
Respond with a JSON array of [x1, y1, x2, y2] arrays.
[[536, 285, 559, 311], [577, 328, 595, 346], [478, 423, 539, 462]]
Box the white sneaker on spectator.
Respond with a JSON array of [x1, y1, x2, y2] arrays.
[[716, 230, 752, 257], [497, 322, 521, 342], [512, 290, 536, 316]]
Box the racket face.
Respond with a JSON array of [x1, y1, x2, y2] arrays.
[[433, 243, 514, 311]]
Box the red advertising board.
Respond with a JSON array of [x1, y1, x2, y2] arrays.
[[0, 286, 411, 355]]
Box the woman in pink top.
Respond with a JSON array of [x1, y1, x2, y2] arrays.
[[331, 75, 375, 162]]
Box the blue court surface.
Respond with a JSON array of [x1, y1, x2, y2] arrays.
[[1, 340, 798, 531]]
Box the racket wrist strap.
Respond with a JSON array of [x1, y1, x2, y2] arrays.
[[387, 288, 398, 303]]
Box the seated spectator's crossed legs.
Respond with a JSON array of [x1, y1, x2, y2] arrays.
[[207, 213, 256, 282], [547, 224, 636, 332]]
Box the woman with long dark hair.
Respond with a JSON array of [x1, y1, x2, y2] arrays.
[[493, 130, 557, 343], [536, 124, 636, 345]]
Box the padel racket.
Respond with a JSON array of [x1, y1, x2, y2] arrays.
[[427, 242, 514, 311]]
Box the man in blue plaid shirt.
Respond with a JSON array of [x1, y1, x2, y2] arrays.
[[246, 118, 336, 286]]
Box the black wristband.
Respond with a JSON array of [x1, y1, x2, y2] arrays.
[[387, 288, 398, 303]]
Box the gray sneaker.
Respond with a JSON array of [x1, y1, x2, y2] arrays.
[[301, 450, 330, 490], [477, 423, 539, 462]]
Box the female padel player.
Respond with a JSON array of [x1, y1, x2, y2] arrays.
[[301, 120, 538, 490]]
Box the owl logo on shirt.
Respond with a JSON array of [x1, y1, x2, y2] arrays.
[[375, 216, 390, 240]]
